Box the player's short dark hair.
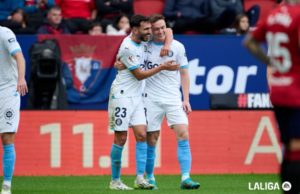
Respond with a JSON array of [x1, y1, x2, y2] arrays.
[[130, 14, 150, 28], [150, 14, 165, 23]]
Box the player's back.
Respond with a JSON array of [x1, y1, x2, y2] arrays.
[[0, 26, 19, 92], [257, 4, 300, 107], [110, 36, 147, 99]]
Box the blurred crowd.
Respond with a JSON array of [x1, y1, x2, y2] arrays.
[[0, 0, 283, 35]]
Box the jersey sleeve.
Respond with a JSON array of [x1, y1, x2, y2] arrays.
[[251, 20, 267, 42], [177, 44, 189, 69], [119, 48, 140, 71], [1, 28, 22, 56]]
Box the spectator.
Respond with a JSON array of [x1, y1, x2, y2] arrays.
[[106, 14, 130, 35], [88, 22, 104, 35], [221, 13, 250, 35], [1, 8, 35, 34], [24, 0, 56, 30], [0, 0, 24, 21], [95, 0, 133, 31], [37, 6, 70, 34], [55, 0, 97, 33], [24, 0, 55, 14], [163, 0, 243, 34]]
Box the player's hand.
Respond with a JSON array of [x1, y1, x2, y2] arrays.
[[160, 45, 170, 57], [182, 101, 192, 114], [114, 60, 126, 70], [17, 77, 28, 96], [162, 60, 179, 71]]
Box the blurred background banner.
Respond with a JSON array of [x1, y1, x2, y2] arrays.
[[19, 35, 269, 110], [38, 35, 124, 109], [10, 111, 280, 176]]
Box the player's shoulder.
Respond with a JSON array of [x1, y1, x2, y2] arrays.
[[0, 26, 15, 36], [171, 39, 185, 50], [0, 26, 16, 42]]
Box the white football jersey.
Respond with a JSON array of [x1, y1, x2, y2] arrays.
[[144, 40, 188, 101], [110, 36, 147, 98], [0, 26, 22, 92]]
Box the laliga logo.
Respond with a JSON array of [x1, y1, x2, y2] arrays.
[[248, 181, 291, 191], [188, 58, 258, 95]]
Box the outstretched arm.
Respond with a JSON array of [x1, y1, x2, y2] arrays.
[[244, 34, 270, 65]]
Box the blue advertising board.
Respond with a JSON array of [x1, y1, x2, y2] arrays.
[[17, 35, 268, 110]]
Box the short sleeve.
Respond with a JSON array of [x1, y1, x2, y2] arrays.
[[251, 20, 267, 43], [1, 28, 22, 55], [119, 48, 140, 71], [177, 44, 189, 69]]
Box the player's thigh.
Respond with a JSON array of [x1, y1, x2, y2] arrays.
[[165, 102, 188, 128], [0, 91, 20, 134], [130, 97, 147, 127], [144, 98, 164, 132], [274, 106, 300, 144], [108, 97, 133, 132]]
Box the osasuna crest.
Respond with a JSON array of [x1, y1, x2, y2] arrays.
[[65, 44, 102, 93]]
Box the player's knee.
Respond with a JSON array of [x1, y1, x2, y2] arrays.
[[176, 130, 189, 140], [1, 133, 15, 145], [135, 131, 147, 142], [289, 139, 300, 151], [147, 131, 159, 146], [114, 132, 128, 146]]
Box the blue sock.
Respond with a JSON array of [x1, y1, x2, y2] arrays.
[[3, 144, 16, 185], [110, 144, 123, 181], [136, 142, 147, 176], [177, 140, 191, 179], [146, 144, 156, 180]]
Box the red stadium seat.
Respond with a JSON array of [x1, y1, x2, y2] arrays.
[[133, 0, 165, 16], [244, 0, 277, 25]]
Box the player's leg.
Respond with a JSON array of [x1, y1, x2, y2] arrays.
[[166, 103, 200, 189], [1, 133, 15, 194], [0, 91, 20, 194], [274, 107, 300, 194], [144, 98, 164, 189], [131, 98, 154, 189], [108, 97, 133, 190]]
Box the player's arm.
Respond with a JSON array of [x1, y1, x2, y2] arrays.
[[244, 34, 271, 65], [160, 28, 173, 57], [131, 61, 178, 80], [13, 51, 28, 96], [180, 68, 192, 114]]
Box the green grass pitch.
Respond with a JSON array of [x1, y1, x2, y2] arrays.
[[9, 174, 280, 194]]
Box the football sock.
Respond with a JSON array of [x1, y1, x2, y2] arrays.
[[146, 144, 156, 180], [177, 140, 191, 181], [3, 144, 15, 187], [281, 150, 300, 194], [110, 144, 123, 181], [136, 142, 147, 176]]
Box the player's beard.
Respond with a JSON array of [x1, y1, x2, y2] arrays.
[[140, 33, 151, 42]]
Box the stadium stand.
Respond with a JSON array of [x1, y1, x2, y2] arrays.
[[244, 0, 277, 24], [133, 0, 164, 16]]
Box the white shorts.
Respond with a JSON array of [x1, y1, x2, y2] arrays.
[[108, 96, 146, 131], [0, 89, 20, 133], [144, 98, 188, 132]]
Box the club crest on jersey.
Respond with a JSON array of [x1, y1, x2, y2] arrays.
[[115, 118, 122, 126], [168, 50, 174, 57], [4, 108, 14, 120], [65, 44, 102, 92]]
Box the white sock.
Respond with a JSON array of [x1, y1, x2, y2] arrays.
[[3, 181, 11, 188], [181, 173, 190, 182], [137, 174, 144, 181]]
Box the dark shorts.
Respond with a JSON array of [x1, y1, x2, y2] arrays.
[[274, 106, 300, 144]]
